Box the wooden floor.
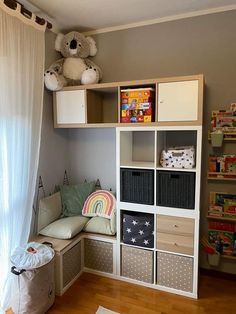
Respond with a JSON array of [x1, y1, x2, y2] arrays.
[[48, 272, 236, 314]]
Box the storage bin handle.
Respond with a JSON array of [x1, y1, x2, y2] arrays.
[[132, 172, 141, 176], [170, 174, 179, 179], [11, 266, 26, 276]]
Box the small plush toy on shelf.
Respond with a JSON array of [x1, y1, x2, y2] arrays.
[[44, 31, 102, 91]]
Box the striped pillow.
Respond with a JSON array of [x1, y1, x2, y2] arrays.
[[82, 190, 116, 219]]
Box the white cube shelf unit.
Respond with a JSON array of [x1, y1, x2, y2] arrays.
[[116, 125, 202, 298], [52, 74, 204, 299], [53, 74, 203, 128]]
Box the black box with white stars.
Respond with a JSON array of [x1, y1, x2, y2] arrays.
[[122, 212, 154, 248]]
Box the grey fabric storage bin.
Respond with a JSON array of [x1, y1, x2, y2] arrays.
[[120, 168, 154, 205], [84, 239, 113, 273], [62, 241, 82, 287], [123, 211, 154, 248], [156, 251, 193, 292], [121, 245, 153, 283]]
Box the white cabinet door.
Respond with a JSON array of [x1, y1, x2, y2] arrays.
[[158, 80, 199, 122], [55, 90, 86, 124]]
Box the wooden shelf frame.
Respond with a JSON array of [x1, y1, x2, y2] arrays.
[[53, 74, 204, 128]]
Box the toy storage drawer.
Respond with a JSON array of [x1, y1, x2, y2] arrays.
[[62, 241, 82, 288], [123, 212, 154, 248], [156, 252, 193, 292], [84, 239, 113, 273], [121, 246, 153, 283], [120, 168, 154, 205], [157, 232, 194, 255], [157, 215, 194, 236], [156, 171, 195, 209]]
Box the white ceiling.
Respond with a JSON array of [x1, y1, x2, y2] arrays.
[[22, 0, 236, 33]]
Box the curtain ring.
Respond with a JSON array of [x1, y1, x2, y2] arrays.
[[16, 3, 21, 13], [31, 13, 36, 22]]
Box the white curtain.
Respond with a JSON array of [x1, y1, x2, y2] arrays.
[[0, 2, 45, 311]]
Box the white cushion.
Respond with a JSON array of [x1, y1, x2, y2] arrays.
[[37, 192, 62, 232], [39, 216, 89, 239], [83, 216, 116, 235]]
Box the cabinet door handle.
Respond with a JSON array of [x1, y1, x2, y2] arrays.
[[174, 242, 178, 246], [173, 224, 178, 228]]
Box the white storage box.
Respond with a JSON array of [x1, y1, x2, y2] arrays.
[[160, 146, 195, 169]]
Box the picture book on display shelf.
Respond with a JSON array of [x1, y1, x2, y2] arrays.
[[210, 103, 236, 139]]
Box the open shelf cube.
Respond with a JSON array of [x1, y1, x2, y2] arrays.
[[156, 130, 197, 169], [87, 87, 118, 124], [120, 130, 155, 168]]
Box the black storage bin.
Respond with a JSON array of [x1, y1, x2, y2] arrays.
[[156, 171, 195, 209], [122, 211, 154, 248], [120, 168, 154, 205]]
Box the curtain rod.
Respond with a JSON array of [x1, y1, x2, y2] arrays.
[[3, 0, 52, 29]]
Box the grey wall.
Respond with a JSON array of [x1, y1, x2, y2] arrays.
[[37, 31, 69, 196], [41, 10, 236, 271], [66, 10, 236, 272], [68, 128, 116, 191]]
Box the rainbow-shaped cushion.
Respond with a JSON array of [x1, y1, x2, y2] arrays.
[[82, 190, 116, 219]]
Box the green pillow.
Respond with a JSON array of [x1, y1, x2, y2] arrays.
[[60, 182, 95, 217]]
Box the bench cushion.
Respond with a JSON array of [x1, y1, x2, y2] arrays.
[[83, 216, 116, 235], [39, 216, 89, 239]]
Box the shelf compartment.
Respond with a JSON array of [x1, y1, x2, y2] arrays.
[[121, 245, 154, 283], [156, 171, 195, 209], [84, 239, 113, 273], [120, 130, 155, 167], [157, 215, 194, 236], [120, 168, 154, 205], [156, 232, 194, 256], [156, 251, 193, 292], [122, 211, 154, 248], [156, 130, 197, 168], [120, 85, 155, 124], [86, 87, 118, 124]]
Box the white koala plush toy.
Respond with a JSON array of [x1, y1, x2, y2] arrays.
[[44, 31, 102, 91]]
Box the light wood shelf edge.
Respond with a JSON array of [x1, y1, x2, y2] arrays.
[[58, 74, 204, 92], [206, 215, 236, 222], [208, 172, 236, 181], [222, 255, 236, 260]]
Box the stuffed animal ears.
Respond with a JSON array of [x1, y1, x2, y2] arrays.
[[86, 36, 97, 56], [55, 33, 64, 52]]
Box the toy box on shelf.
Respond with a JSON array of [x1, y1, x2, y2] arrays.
[[208, 192, 236, 219], [120, 88, 155, 123], [210, 103, 236, 139]]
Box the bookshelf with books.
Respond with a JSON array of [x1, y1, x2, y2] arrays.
[[207, 192, 236, 258], [207, 104, 236, 261]]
